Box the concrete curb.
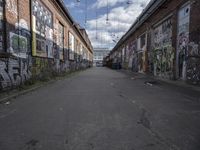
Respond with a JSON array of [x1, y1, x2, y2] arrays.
[[118, 69, 200, 92], [0, 80, 56, 104], [0, 69, 86, 104]]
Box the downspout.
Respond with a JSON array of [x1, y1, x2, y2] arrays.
[[29, 0, 33, 57], [17, 0, 19, 55], [3, 0, 7, 54]]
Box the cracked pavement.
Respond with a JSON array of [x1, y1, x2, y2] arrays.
[[0, 67, 200, 150]]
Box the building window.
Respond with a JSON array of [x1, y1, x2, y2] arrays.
[[69, 32, 75, 60], [140, 34, 146, 49], [58, 22, 64, 53]]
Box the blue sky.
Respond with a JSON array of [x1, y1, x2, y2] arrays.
[[64, 0, 151, 49]]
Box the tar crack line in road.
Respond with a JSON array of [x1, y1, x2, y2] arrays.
[[23, 139, 39, 150], [137, 108, 151, 129], [137, 108, 180, 150]]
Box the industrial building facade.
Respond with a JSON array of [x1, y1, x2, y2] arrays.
[[93, 48, 110, 66], [0, 0, 93, 91], [107, 0, 200, 85]]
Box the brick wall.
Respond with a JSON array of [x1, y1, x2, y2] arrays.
[[0, 0, 93, 91], [110, 0, 200, 85]]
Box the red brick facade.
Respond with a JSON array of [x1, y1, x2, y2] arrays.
[[108, 0, 200, 85], [0, 0, 93, 91]]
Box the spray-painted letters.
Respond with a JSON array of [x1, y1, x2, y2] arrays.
[[153, 18, 174, 78], [0, 58, 31, 90]]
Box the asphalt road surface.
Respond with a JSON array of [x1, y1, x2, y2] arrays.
[[0, 67, 200, 150]]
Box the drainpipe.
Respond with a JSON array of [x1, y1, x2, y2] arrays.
[[3, 0, 7, 54], [29, 0, 33, 57], [17, 0, 19, 55]]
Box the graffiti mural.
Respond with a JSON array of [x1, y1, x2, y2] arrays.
[[122, 44, 129, 69], [186, 41, 200, 85], [186, 57, 200, 84], [137, 33, 147, 73], [154, 19, 172, 48], [32, 0, 53, 58], [0, 58, 31, 90], [31, 57, 54, 76], [10, 32, 27, 57], [188, 42, 200, 57], [0, 0, 33, 90], [0, 0, 3, 51], [177, 4, 190, 79], [153, 47, 174, 77], [153, 18, 174, 78], [128, 40, 137, 70], [0, 0, 93, 91], [8, 19, 31, 58]]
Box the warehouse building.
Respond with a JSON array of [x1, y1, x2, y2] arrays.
[[0, 0, 93, 90], [107, 0, 200, 85]]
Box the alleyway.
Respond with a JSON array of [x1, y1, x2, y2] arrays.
[[0, 67, 200, 150]]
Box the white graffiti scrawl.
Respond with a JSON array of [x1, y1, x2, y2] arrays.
[[0, 58, 32, 90], [0, 61, 12, 89]]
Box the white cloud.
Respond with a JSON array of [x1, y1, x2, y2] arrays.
[[86, 0, 151, 49], [92, 0, 150, 9], [92, 0, 126, 9], [66, 2, 77, 9], [76, 9, 84, 13]]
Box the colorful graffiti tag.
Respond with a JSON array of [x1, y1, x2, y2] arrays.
[[186, 57, 200, 84], [177, 4, 190, 79], [127, 40, 136, 69], [137, 33, 147, 73], [153, 18, 174, 78], [32, 0, 53, 58], [186, 41, 200, 84], [129, 40, 137, 71], [153, 47, 174, 77], [8, 18, 31, 58], [188, 42, 200, 57], [0, 0, 93, 91], [10, 32, 28, 58]]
